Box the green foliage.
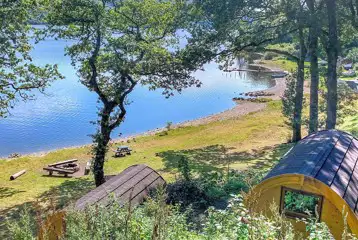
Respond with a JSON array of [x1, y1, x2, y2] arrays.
[[8, 193, 343, 240], [178, 156, 191, 181], [281, 73, 307, 141], [166, 122, 173, 131], [282, 74, 296, 126], [263, 52, 277, 60], [64, 192, 195, 240], [303, 217, 334, 240], [166, 180, 211, 212], [283, 190, 320, 216], [6, 206, 36, 240], [42, 0, 202, 185], [268, 43, 297, 52], [166, 168, 267, 217], [0, 0, 62, 117], [347, 48, 358, 63], [315, 81, 358, 129]]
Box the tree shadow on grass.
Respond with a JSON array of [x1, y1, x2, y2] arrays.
[[0, 187, 26, 199], [0, 177, 94, 239], [248, 143, 294, 171], [37, 177, 95, 210], [157, 143, 293, 176]]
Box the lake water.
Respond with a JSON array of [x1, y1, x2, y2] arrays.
[[0, 39, 274, 157]]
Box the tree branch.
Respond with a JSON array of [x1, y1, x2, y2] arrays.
[[109, 74, 137, 130], [88, 26, 109, 105]]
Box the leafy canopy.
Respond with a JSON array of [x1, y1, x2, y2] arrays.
[[44, 0, 201, 102], [0, 0, 62, 117]]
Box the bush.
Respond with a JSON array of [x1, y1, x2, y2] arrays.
[[156, 130, 168, 137], [263, 52, 277, 60], [166, 180, 211, 211], [8, 193, 356, 240]]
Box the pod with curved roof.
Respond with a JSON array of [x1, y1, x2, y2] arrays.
[[247, 130, 358, 238], [39, 164, 166, 239], [75, 164, 166, 210]]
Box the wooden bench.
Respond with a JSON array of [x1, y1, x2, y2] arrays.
[[114, 146, 132, 157], [48, 159, 78, 167], [43, 166, 76, 177], [44, 159, 80, 177]]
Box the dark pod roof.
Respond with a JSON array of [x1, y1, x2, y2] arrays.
[[264, 130, 358, 215], [75, 164, 166, 210]]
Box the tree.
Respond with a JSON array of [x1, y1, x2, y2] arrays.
[[282, 73, 297, 137], [189, 0, 308, 142], [292, 24, 307, 142], [280, 0, 308, 142], [0, 0, 61, 117], [307, 0, 320, 134], [325, 0, 339, 129], [44, 0, 201, 186], [315, 82, 358, 129]]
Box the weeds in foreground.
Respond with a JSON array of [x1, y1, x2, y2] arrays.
[[8, 191, 357, 240]]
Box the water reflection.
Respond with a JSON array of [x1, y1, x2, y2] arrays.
[[0, 40, 274, 157]]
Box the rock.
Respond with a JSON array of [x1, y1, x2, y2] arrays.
[[8, 153, 21, 158]]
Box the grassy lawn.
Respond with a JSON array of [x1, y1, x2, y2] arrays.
[[0, 101, 292, 236], [339, 76, 357, 81], [260, 59, 297, 72], [260, 59, 310, 72]]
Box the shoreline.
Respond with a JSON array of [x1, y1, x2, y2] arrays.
[[1, 64, 286, 159]]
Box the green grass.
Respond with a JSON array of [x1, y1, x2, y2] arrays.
[[339, 76, 357, 81], [0, 101, 292, 237], [260, 59, 297, 72], [260, 59, 311, 73], [339, 115, 358, 137], [338, 101, 358, 138]]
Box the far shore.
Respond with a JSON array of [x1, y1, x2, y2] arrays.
[[1, 64, 287, 159]]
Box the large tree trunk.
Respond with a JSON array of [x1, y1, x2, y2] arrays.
[[93, 105, 112, 186], [292, 27, 307, 142], [325, 0, 338, 129], [307, 0, 319, 133]]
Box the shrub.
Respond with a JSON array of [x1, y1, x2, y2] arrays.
[[8, 193, 355, 240], [6, 207, 37, 240], [263, 52, 276, 60], [156, 130, 169, 137], [178, 156, 191, 181], [166, 180, 211, 211], [166, 122, 173, 131]]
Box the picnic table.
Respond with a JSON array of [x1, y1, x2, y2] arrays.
[[43, 159, 79, 177], [114, 146, 132, 157], [43, 166, 77, 177]]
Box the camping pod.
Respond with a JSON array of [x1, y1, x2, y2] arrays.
[[39, 164, 166, 239], [247, 130, 358, 238]]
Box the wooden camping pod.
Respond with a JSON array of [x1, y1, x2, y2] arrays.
[[39, 164, 166, 239], [247, 130, 358, 239]]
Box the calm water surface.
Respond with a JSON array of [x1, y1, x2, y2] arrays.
[[0, 39, 274, 157]]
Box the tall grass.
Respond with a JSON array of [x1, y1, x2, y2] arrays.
[[8, 192, 356, 240]]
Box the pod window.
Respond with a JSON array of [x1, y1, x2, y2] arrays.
[[280, 187, 323, 220]]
